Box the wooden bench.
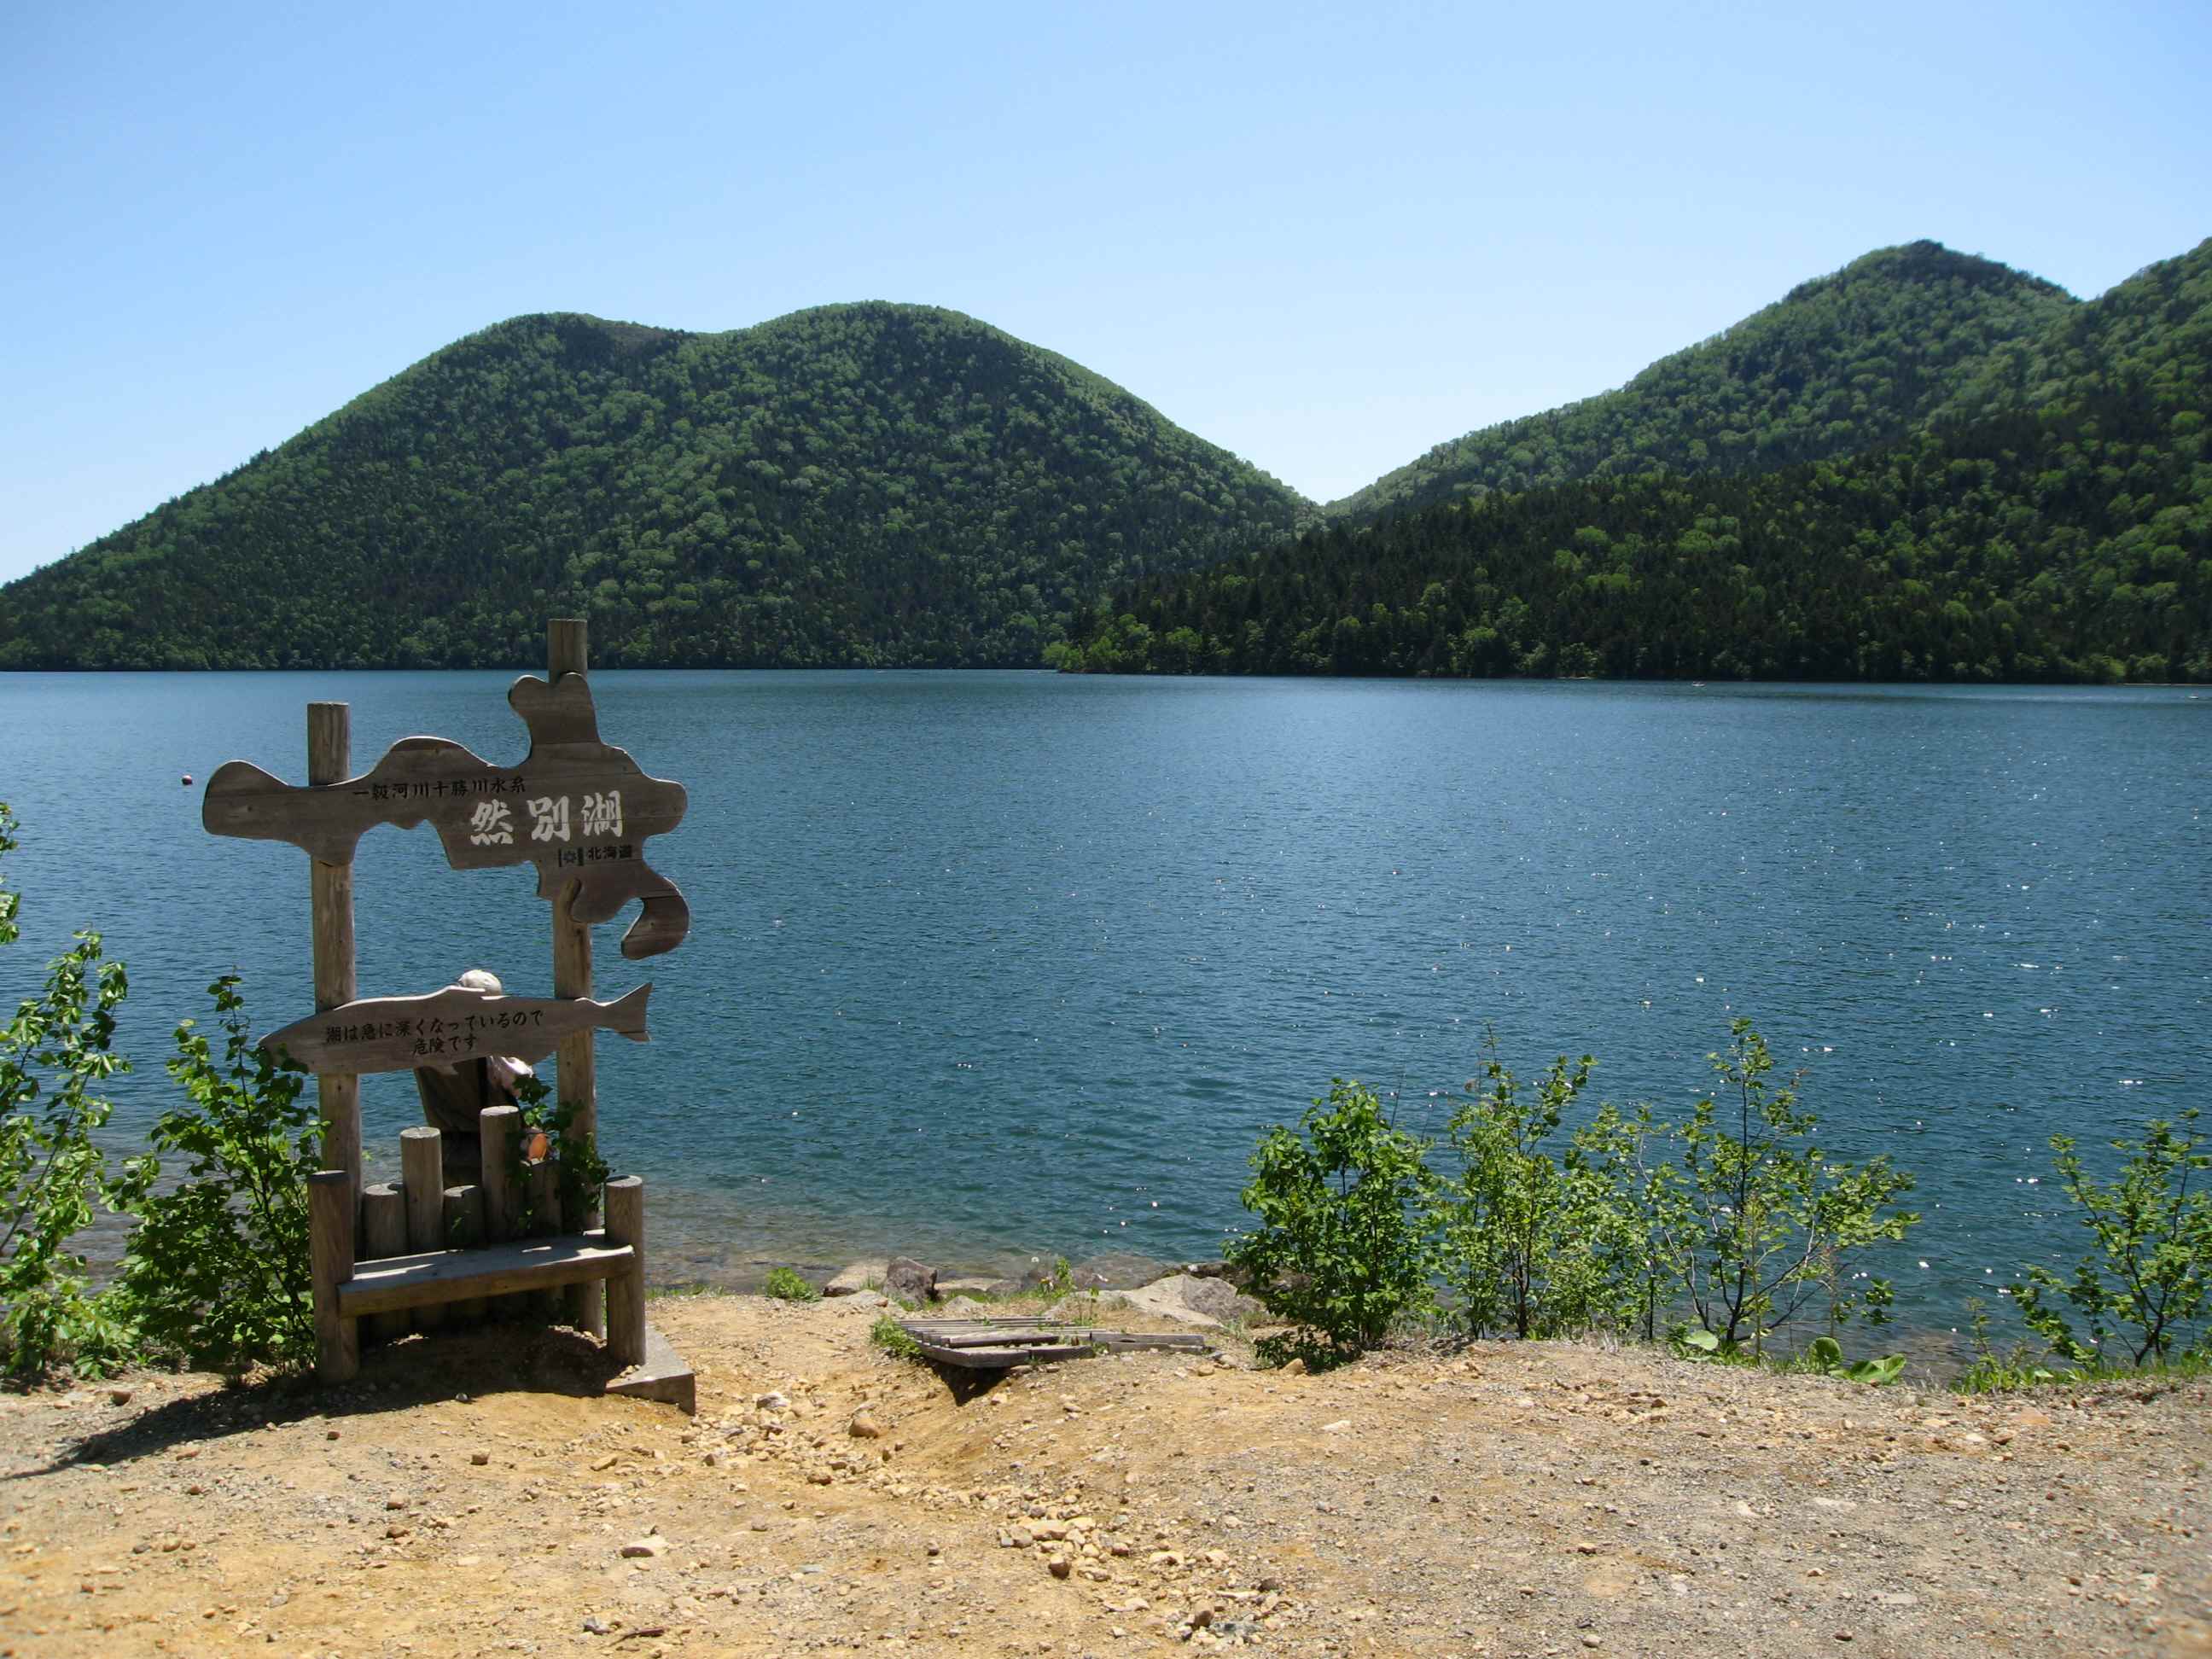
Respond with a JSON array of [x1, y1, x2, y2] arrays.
[[306, 1109, 646, 1383]]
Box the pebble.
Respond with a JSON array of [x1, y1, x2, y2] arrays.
[[470, 1451, 491, 1466], [620, 1537, 667, 1559], [849, 1412, 884, 1440]]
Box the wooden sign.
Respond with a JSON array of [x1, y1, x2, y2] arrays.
[[259, 982, 650, 1075], [201, 673, 690, 958]]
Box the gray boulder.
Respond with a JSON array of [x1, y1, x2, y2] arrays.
[[1065, 1252, 1173, 1291], [933, 1275, 999, 1301], [823, 1259, 888, 1297], [883, 1256, 937, 1306], [1091, 1272, 1265, 1330]]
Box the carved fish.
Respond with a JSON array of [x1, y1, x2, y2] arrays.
[[201, 672, 690, 958], [259, 982, 651, 1076]]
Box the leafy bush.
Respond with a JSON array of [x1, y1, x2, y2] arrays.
[[2007, 1110, 2210, 1367], [762, 1266, 819, 1302], [1655, 1021, 1917, 1355], [869, 1313, 921, 1359], [1435, 1046, 1627, 1338], [1953, 1297, 2061, 1394], [1228, 1079, 1435, 1367], [108, 977, 319, 1374], [509, 1072, 609, 1234], [0, 805, 138, 1382]]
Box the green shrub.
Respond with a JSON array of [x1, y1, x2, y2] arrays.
[[869, 1313, 921, 1359], [1953, 1297, 2061, 1393], [1656, 1021, 1918, 1355], [2007, 1110, 2210, 1367], [1435, 1046, 1632, 1338], [1228, 1079, 1435, 1367], [108, 976, 319, 1375], [0, 805, 138, 1382], [763, 1266, 819, 1302], [508, 1072, 609, 1235]]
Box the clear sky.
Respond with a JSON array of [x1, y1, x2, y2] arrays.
[[3, 0, 2207, 585]]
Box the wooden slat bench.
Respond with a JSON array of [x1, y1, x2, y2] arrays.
[[307, 1151, 648, 1383], [338, 1233, 637, 1319]]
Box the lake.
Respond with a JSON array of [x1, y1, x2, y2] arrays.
[[2, 670, 2206, 1340]]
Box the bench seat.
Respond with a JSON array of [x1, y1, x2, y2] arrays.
[[337, 1231, 636, 1318]]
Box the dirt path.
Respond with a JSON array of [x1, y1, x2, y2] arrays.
[[1, 1294, 2204, 1656]]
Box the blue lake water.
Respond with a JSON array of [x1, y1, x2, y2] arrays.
[[1, 670, 2206, 1337]]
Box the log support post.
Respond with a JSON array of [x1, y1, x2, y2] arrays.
[[306, 703, 360, 1210], [309, 1171, 359, 1382], [400, 1127, 445, 1332], [442, 1185, 486, 1324], [360, 1183, 408, 1345], [549, 617, 606, 1338], [604, 1175, 646, 1368], [478, 1104, 527, 1320]]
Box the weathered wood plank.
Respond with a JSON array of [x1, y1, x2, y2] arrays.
[[1085, 1331, 1214, 1353], [907, 1328, 1091, 1349], [260, 983, 649, 1076], [907, 1341, 1095, 1369], [897, 1319, 1213, 1356], [202, 672, 690, 959], [337, 1236, 636, 1318]]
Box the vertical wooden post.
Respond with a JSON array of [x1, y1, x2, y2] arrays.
[[306, 703, 360, 1202], [479, 1103, 524, 1322], [309, 1171, 358, 1383], [479, 1106, 521, 1242], [361, 1182, 408, 1345], [442, 1185, 486, 1325], [526, 1158, 563, 1319], [548, 617, 605, 1338], [603, 1175, 646, 1368], [400, 1128, 446, 1333]]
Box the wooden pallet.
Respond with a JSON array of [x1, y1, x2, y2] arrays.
[[897, 1318, 1212, 1370]]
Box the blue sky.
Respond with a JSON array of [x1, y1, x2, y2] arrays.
[[3, 0, 2206, 585]]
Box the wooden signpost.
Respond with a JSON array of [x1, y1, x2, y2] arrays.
[[201, 620, 692, 1403], [204, 663, 690, 961]]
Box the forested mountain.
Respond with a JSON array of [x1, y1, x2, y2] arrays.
[[1066, 242, 2211, 684], [0, 306, 1313, 669], [1327, 242, 2075, 523]]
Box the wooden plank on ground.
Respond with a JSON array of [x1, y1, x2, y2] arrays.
[[906, 1340, 1097, 1369]]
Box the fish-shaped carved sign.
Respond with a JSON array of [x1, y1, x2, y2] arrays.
[[201, 673, 689, 958], [260, 983, 651, 1075]]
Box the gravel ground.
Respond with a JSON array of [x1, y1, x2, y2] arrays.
[[0, 1294, 2204, 1657]]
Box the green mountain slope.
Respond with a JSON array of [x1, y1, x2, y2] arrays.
[[1330, 242, 2075, 522], [1068, 242, 2211, 684], [0, 305, 1314, 670]]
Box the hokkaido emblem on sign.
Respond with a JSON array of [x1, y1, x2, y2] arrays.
[[201, 673, 690, 958]]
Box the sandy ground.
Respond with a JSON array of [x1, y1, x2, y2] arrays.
[[1, 1293, 2206, 1658]]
